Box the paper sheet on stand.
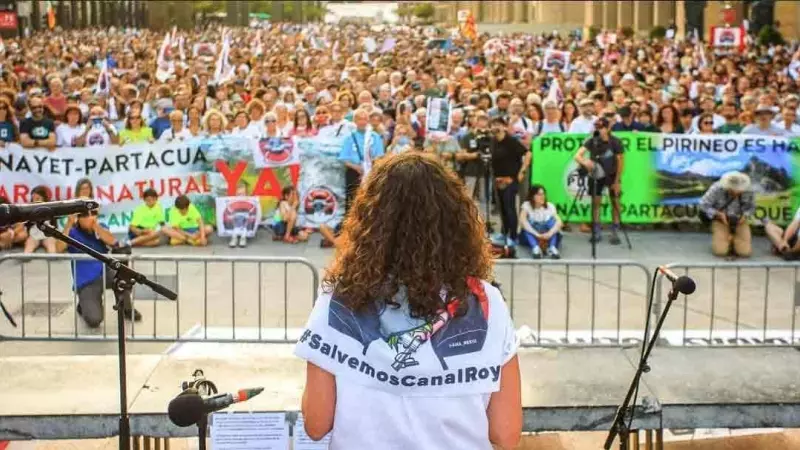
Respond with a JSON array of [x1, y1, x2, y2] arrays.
[[211, 412, 288, 450]]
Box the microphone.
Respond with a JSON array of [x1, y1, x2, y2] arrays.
[[168, 388, 264, 427], [657, 266, 696, 295], [0, 199, 100, 226]]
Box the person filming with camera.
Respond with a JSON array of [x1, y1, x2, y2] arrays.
[[699, 171, 754, 258], [488, 117, 531, 244], [457, 112, 492, 201], [574, 117, 624, 245]]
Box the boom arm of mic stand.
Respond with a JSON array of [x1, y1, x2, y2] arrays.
[[603, 286, 681, 449], [36, 222, 178, 301]]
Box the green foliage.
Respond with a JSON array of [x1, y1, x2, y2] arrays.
[[304, 5, 326, 22], [620, 26, 634, 39], [757, 25, 785, 46], [396, 3, 413, 19], [588, 26, 601, 41], [413, 3, 435, 20], [649, 25, 667, 40], [193, 0, 225, 14]]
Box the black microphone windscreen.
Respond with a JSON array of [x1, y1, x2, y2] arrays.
[[674, 276, 696, 295], [168, 393, 205, 427]]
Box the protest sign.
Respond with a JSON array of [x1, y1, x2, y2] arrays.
[[295, 136, 346, 229], [542, 49, 571, 72], [215, 196, 261, 237], [425, 97, 452, 135], [0, 137, 298, 233], [531, 132, 800, 225], [252, 136, 299, 168]]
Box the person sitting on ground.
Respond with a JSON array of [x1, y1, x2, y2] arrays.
[[273, 185, 309, 244], [163, 195, 212, 246], [764, 206, 800, 260], [518, 184, 563, 259], [699, 171, 755, 258], [57, 208, 141, 328], [23, 185, 59, 255], [0, 196, 27, 251], [128, 188, 166, 247]]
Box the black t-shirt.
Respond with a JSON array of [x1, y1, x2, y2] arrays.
[[20, 117, 55, 140], [490, 134, 527, 178], [583, 135, 623, 177], [458, 130, 490, 177]]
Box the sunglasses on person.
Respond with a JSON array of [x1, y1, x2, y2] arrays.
[[265, 119, 276, 123], [702, 121, 713, 126]]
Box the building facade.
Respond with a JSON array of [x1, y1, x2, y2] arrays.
[[434, 1, 800, 39]]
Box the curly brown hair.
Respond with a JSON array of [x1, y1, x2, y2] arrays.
[[323, 152, 493, 321]]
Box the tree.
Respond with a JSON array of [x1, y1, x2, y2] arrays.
[[412, 3, 435, 23], [649, 25, 667, 40], [304, 4, 327, 22], [396, 3, 413, 23], [620, 26, 634, 39], [757, 25, 784, 46]]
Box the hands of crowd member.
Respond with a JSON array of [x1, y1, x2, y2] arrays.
[[65, 214, 77, 230], [612, 181, 621, 195], [714, 211, 728, 225]]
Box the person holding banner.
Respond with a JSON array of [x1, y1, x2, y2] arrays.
[[574, 117, 624, 245], [339, 108, 385, 213], [20, 97, 56, 150]]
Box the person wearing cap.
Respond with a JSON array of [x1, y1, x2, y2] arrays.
[[741, 105, 788, 136], [568, 98, 598, 134], [699, 171, 755, 258], [574, 117, 625, 245], [611, 105, 646, 132], [149, 98, 174, 140]]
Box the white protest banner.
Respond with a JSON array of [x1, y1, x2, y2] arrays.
[[457, 10, 470, 23], [211, 412, 288, 450], [0, 137, 298, 233], [192, 42, 217, 58], [294, 413, 332, 449], [425, 97, 452, 135], [295, 136, 346, 230], [542, 49, 571, 72], [252, 136, 299, 169], [215, 196, 261, 237]]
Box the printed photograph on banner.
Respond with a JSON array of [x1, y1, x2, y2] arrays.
[[192, 42, 216, 58], [296, 136, 346, 229], [214, 196, 261, 238], [711, 26, 744, 48], [425, 97, 452, 135], [542, 49, 571, 72], [655, 134, 793, 209], [252, 136, 299, 168]]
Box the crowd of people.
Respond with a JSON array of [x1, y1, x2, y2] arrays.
[[0, 22, 800, 306]]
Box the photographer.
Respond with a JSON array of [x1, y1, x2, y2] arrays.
[[488, 117, 530, 243], [457, 112, 491, 201], [574, 117, 624, 245], [699, 171, 754, 258]]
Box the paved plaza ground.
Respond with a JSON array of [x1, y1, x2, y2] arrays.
[[0, 229, 797, 357]]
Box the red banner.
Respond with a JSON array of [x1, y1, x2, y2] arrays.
[[0, 11, 17, 30]]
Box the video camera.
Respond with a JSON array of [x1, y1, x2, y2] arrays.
[[474, 129, 492, 160]]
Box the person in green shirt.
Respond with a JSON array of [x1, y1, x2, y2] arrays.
[[163, 195, 213, 246], [714, 102, 743, 134], [119, 112, 154, 145], [128, 188, 165, 247]]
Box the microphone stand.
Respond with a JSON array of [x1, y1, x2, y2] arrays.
[[603, 280, 684, 449], [35, 222, 178, 450]]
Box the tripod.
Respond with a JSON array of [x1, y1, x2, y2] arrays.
[[480, 152, 494, 236], [36, 221, 177, 450]]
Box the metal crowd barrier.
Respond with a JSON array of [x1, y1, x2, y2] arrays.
[[656, 261, 800, 347], [494, 259, 652, 347], [0, 253, 318, 343]]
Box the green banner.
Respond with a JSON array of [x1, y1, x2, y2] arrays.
[[531, 132, 800, 225]]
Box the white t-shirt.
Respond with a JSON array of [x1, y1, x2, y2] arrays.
[[689, 114, 726, 133], [84, 123, 115, 147], [510, 116, 536, 140], [568, 115, 597, 134], [55, 124, 83, 147], [294, 280, 517, 450], [158, 128, 194, 143], [539, 120, 564, 135], [246, 120, 266, 139], [522, 201, 557, 225]]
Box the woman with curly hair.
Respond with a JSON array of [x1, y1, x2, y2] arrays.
[[295, 153, 521, 450]]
